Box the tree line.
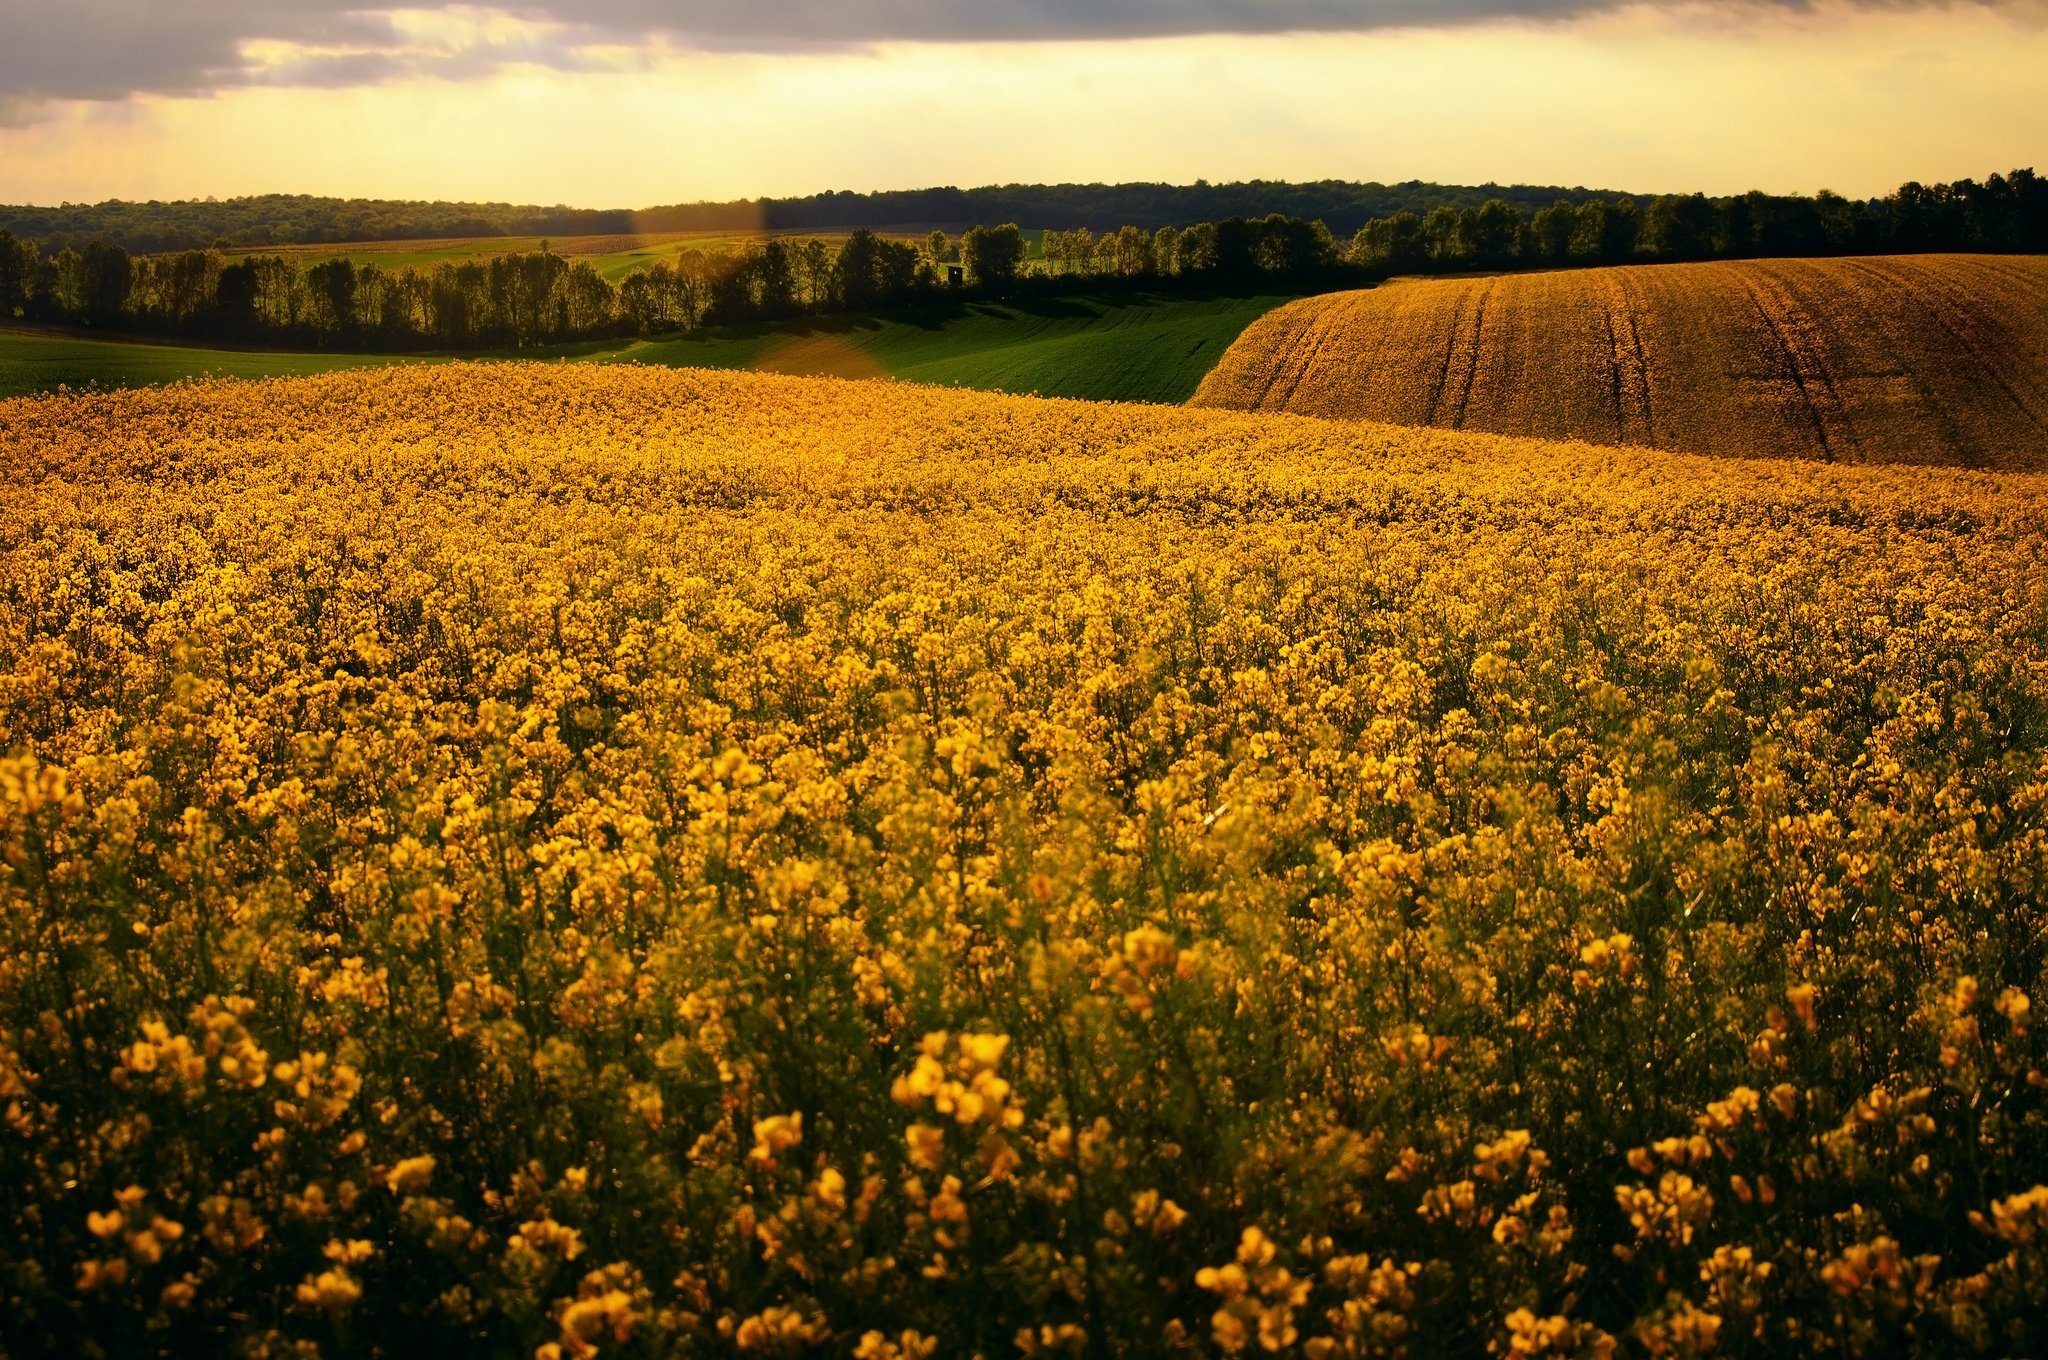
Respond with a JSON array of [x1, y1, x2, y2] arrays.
[[0, 224, 1037, 349], [0, 216, 1369, 350], [736, 180, 1621, 238], [1341, 170, 2047, 276], [6, 171, 2039, 259], [1, 169, 2040, 352], [1, 181, 1636, 256]]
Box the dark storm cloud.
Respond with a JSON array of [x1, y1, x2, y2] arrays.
[[0, 0, 2017, 104], [1, 4, 377, 101]]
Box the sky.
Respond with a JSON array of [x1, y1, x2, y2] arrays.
[[0, 1, 2042, 206]]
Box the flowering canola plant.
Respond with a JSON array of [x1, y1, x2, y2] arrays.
[[2, 363, 2046, 1358]]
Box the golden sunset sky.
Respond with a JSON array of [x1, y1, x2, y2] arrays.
[[1, 1, 2043, 205]]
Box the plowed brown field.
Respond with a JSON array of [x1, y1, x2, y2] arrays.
[[1191, 254, 2048, 466]]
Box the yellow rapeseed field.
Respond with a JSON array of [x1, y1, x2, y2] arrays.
[[1191, 254, 2048, 468], [3, 363, 2047, 1358]]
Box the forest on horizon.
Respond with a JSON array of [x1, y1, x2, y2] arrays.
[[1, 179, 1665, 254], [2, 169, 2041, 356]]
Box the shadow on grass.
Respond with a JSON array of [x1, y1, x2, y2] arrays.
[[3, 285, 1309, 378], [617, 287, 1298, 351]]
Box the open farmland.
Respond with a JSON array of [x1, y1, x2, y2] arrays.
[[603, 292, 1294, 402], [4, 363, 2047, 1357], [0, 292, 1287, 404], [228, 230, 964, 283], [1193, 254, 2048, 467], [0, 329, 437, 399]]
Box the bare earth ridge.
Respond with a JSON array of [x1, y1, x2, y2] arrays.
[[1190, 254, 2048, 467]]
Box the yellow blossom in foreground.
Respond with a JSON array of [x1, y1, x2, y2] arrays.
[[384, 1155, 437, 1195], [3, 364, 2047, 1357], [295, 1267, 362, 1311]]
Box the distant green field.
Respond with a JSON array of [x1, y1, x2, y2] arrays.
[[595, 292, 1297, 403], [0, 332, 437, 399], [223, 236, 740, 283], [225, 237, 562, 272], [225, 231, 940, 284], [0, 292, 1293, 406]]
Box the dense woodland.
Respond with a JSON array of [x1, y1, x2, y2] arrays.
[[0, 171, 2040, 352]]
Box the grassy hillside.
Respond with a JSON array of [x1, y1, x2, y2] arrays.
[[0, 330, 434, 398], [6, 363, 2048, 1355], [0, 292, 1290, 404], [601, 291, 1293, 403], [1193, 254, 2048, 467]]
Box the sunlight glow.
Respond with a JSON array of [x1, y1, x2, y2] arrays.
[[3, 3, 2042, 205]]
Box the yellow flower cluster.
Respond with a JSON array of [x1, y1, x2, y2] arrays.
[[1, 363, 2046, 1357]]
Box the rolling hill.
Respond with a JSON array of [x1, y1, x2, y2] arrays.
[[602, 291, 1292, 403], [1191, 254, 2048, 467], [0, 292, 1289, 405], [0, 330, 438, 397]]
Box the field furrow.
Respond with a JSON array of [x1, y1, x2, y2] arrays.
[[1191, 254, 2048, 467]]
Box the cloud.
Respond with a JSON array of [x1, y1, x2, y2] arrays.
[[0, 0, 2028, 109]]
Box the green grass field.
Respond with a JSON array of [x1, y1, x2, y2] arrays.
[[0, 292, 1293, 405], [224, 231, 945, 283], [223, 229, 1075, 283], [226, 237, 560, 274], [224, 236, 744, 283], [0, 332, 437, 399], [596, 292, 1296, 403]]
